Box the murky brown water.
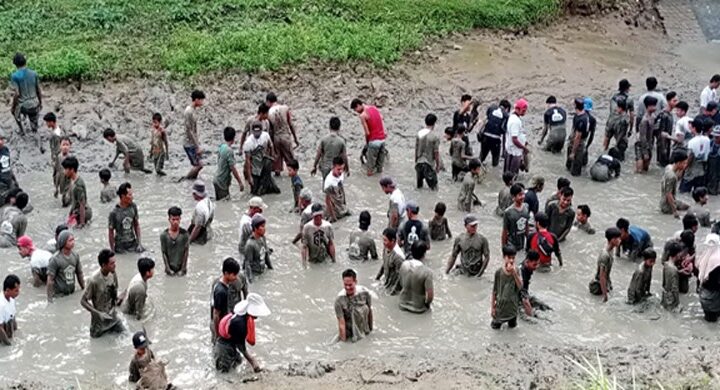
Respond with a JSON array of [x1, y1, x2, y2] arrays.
[[2, 16, 720, 389]]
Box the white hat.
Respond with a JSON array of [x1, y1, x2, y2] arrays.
[[233, 293, 271, 317], [248, 196, 268, 209]]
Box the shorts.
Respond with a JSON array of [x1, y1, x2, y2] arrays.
[[491, 317, 517, 329], [504, 154, 523, 175], [214, 182, 230, 201], [634, 141, 651, 162], [152, 153, 165, 173], [184, 145, 201, 167]]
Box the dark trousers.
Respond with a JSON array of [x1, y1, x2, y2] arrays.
[[415, 163, 438, 190], [480, 135, 502, 167], [491, 317, 517, 329]]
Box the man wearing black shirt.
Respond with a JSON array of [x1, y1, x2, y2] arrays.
[[479, 100, 511, 167], [566, 98, 590, 176], [211, 258, 241, 343]]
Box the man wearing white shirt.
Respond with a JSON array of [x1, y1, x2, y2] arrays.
[[681, 118, 710, 193], [700, 75, 720, 109], [379, 176, 406, 229], [0, 274, 20, 345], [504, 99, 529, 175], [17, 235, 51, 287], [673, 101, 692, 151], [324, 157, 350, 223]]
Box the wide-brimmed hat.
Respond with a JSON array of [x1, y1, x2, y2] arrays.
[[233, 293, 271, 317], [248, 196, 268, 209]]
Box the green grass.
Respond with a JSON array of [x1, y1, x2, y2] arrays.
[[0, 0, 559, 80]]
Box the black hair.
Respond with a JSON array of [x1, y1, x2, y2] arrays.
[[578, 204, 591, 217], [502, 171, 515, 186], [60, 136, 71, 145], [574, 98, 584, 111], [666, 91, 677, 101], [676, 101, 689, 112], [444, 127, 455, 137], [425, 113, 437, 126], [138, 257, 155, 275], [152, 113, 162, 122], [535, 212, 549, 228], [191, 90, 205, 101], [332, 156, 344, 166], [342, 268, 357, 280], [287, 159, 299, 170], [608, 147, 622, 160], [461, 94, 472, 102], [410, 240, 428, 260], [646, 77, 658, 91], [641, 248, 657, 260], [329, 116, 341, 131], [43, 112, 57, 122], [526, 250, 540, 261], [643, 95, 658, 109], [12, 53, 26, 68], [546, 96, 557, 104], [3, 274, 20, 291], [557, 177, 571, 190], [672, 150, 689, 164], [682, 213, 699, 231], [168, 206, 182, 217], [680, 230, 695, 251], [502, 244, 517, 257], [666, 241, 683, 258], [99, 168, 111, 182], [223, 126, 236, 142], [703, 117, 716, 133], [510, 183, 524, 197], [5, 188, 21, 205], [455, 125, 466, 135], [560, 186, 574, 198], [61, 156, 79, 172], [55, 224, 69, 237], [350, 98, 363, 109], [499, 100, 511, 111], [222, 257, 240, 275], [382, 227, 397, 241], [434, 202, 447, 216], [359, 210, 371, 231], [692, 187, 708, 202], [117, 182, 132, 197], [605, 227, 622, 240], [258, 103, 270, 114], [468, 159, 481, 171], [98, 249, 115, 266], [712, 74, 720, 83], [615, 218, 630, 231], [265, 92, 278, 103], [616, 98, 627, 111], [15, 192, 28, 210], [103, 128, 116, 139]]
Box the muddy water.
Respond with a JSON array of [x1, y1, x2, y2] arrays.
[[2, 17, 720, 389]]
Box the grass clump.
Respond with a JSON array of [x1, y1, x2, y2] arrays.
[[0, 0, 559, 80]]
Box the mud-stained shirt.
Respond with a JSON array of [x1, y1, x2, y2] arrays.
[[662, 261, 680, 310], [121, 273, 148, 318], [268, 104, 292, 140], [458, 172, 476, 208], [48, 251, 81, 295], [688, 205, 712, 227], [302, 220, 334, 263], [324, 172, 348, 220], [70, 176, 91, 218], [452, 232, 490, 276], [84, 270, 121, 333], [545, 202, 574, 240], [129, 348, 155, 383], [428, 216, 451, 241], [160, 228, 189, 272], [387, 188, 406, 228], [415, 128, 439, 166], [450, 138, 466, 168], [100, 185, 115, 204], [334, 286, 372, 341], [116, 135, 143, 162], [592, 248, 614, 291], [399, 259, 433, 313], [627, 263, 653, 304], [496, 186, 513, 217], [183, 105, 198, 147], [11, 68, 39, 109], [503, 204, 529, 250], [381, 245, 405, 294], [348, 229, 377, 261], [318, 133, 346, 173], [493, 268, 521, 321], [398, 219, 429, 255], [660, 165, 679, 214], [213, 143, 236, 190], [150, 128, 166, 157], [244, 235, 269, 281], [108, 203, 139, 247]]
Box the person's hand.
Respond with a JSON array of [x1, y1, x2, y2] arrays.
[[108, 162, 115, 168], [99, 312, 113, 321], [247, 177, 254, 188], [537, 140, 543, 146], [310, 168, 317, 176], [253, 365, 263, 373], [135, 244, 145, 253]]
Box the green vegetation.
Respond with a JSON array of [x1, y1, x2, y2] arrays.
[[0, 0, 559, 80]]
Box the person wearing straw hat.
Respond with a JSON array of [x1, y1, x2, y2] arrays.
[[188, 180, 215, 245], [214, 293, 270, 373], [335, 269, 373, 342], [17, 235, 51, 287], [301, 203, 336, 267]]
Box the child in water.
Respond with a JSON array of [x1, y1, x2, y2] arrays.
[[99, 168, 114, 204], [429, 202, 452, 241]]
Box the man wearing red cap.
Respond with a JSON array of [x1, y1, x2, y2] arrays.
[[17, 235, 52, 287], [504, 99, 529, 176]]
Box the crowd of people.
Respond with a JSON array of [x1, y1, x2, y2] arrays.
[[2, 51, 720, 386]]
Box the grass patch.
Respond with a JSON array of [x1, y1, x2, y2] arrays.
[[0, 0, 559, 80]]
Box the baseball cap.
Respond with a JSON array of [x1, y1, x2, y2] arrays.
[[248, 196, 268, 209], [405, 200, 419, 214], [514, 98, 528, 110], [132, 331, 150, 349], [464, 215, 479, 226], [251, 214, 266, 229], [583, 97, 594, 112], [17, 235, 33, 249]]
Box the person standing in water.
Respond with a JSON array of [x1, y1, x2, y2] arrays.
[[351, 98, 387, 176], [108, 182, 144, 254], [148, 113, 169, 176], [62, 156, 92, 228], [504, 99, 529, 175], [17, 236, 51, 287], [323, 157, 350, 223], [188, 181, 215, 245], [10, 53, 42, 144], [266, 92, 299, 176], [182, 90, 205, 181], [121, 257, 155, 321], [160, 207, 190, 276], [379, 176, 406, 229], [491, 245, 531, 330], [447, 215, 490, 277], [211, 258, 242, 343], [312, 116, 348, 181], [213, 126, 245, 201], [502, 184, 530, 252], [415, 113, 441, 190], [348, 211, 378, 262], [626, 249, 657, 304], [398, 241, 434, 314], [539, 96, 567, 153], [376, 228, 405, 295], [589, 227, 622, 302], [47, 231, 84, 302], [335, 269, 373, 342], [243, 214, 273, 283], [301, 204, 336, 266], [660, 150, 690, 218], [213, 293, 270, 373], [397, 201, 430, 256], [243, 121, 280, 196], [81, 249, 124, 338], [0, 275, 20, 346]]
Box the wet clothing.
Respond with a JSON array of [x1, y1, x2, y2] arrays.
[[183, 105, 199, 148], [707, 142, 720, 195], [682, 134, 711, 193], [0, 205, 26, 247], [415, 128, 439, 189], [364, 105, 386, 173], [129, 349, 155, 383], [661, 261, 680, 310], [100, 185, 114, 204], [54, 152, 72, 206], [450, 138, 467, 180], [323, 173, 350, 222], [590, 154, 621, 182], [415, 162, 438, 190], [457, 172, 477, 212], [635, 113, 655, 162], [378, 245, 405, 294], [496, 186, 513, 217], [291, 175, 303, 210], [213, 143, 236, 200], [214, 314, 253, 372], [386, 188, 406, 229], [150, 128, 167, 173], [318, 133, 346, 178], [451, 232, 490, 277], [108, 202, 140, 253], [503, 204, 530, 251], [688, 205, 712, 228], [699, 269, 720, 320], [574, 220, 596, 235], [428, 216, 451, 241], [545, 202, 574, 241], [493, 268, 521, 322], [655, 110, 674, 167], [528, 230, 561, 268], [660, 165, 688, 214], [566, 112, 591, 176], [589, 248, 614, 295], [608, 91, 634, 119], [621, 226, 653, 262], [605, 114, 630, 160], [11, 67, 40, 133], [523, 188, 540, 216], [348, 230, 378, 261], [48, 251, 82, 296], [121, 273, 148, 319], [480, 105, 507, 166], [268, 104, 296, 172], [302, 220, 334, 263], [84, 270, 123, 338], [399, 259, 433, 313], [543, 106, 567, 153], [116, 136, 146, 171], [398, 219, 429, 256], [69, 176, 93, 224], [627, 263, 653, 304], [365, 141, 386, 175], [160, 228, 189, 273], [334, 286, 372, 342], [0, 146, 17, 201], [243, 132, 280, 196], [244, 235, 272, 283], [28, 249, 51, 283], [189, 197, 215, 245], [211, 276, 248, 320]]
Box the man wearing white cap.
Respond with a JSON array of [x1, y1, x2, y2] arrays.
[[17, 235, 51, 287], [447, 215, 490, 277], [379, 176, 406, 229], [214, 293, 270, 373], [301, 203, 336, 267], [189, 180, 215, 245], [238, 196, 268, 258], [335, 269, 373, 342]]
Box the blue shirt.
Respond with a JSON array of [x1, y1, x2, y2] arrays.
[[11, 68, 40, 108]]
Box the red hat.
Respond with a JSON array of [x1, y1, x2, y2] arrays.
[[515, 98, 528, 110], [17, 235, 34, 249]]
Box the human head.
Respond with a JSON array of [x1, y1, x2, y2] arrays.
[[692, 187, 709, 205], [55, 224, 69, 240], [559, 187, 574, 209], [406, 200, 420, 219], [535, 212, 549, 229], [168, 206, 182, 230], [666, 91, 678, 108], [329, 116, 341, 131], [460, 94, 472, 110], [382, 228, 397, 250], [257, 103, 270, 120], [619, 79, 631, 93], [13, 192, 28, 211], [510, 183, 525, 204], [12, 53, 26, 68], [556, 177, 571, 192], [98, 249, 116, 273], [502, 245, 517, 268], [132, 331, 150, 355], [251, 214, 266, 237], [191, 180, 207, 200], [499, 99, 511, 112], [641, 248, 657, 267], [710, 74, 720, 88], [17, 235, 34, 258], [43, 112, 57, 126], [605, 227, 622, 247], [666, 241, 683, 261], [247, 196, 268, 215], [615, 98, 627, 114], [410, 240, 428, 260], [59, 137, 71, 153], [287, 159, 299, 176], [117, 182, 133, 204], [671, 150, 689, 171], [455, 125, 466, 137], [434, 202, 447, 217], [331, 156, 345, 176], [350, 98, 364, 113], [444, 126, 454, 140], [682, 213, 699, 233], [221, 257, 240, 283], [311, 203, 324, 225], [680, 230, 695, 251], [675, 101, 689, 117], [615, 218, 630, 238], [223, 126, 236, 143], [379, 176, 396, 194], [690, 117, 704, 135], [546, 96, 557, 105], [646, 76, 658, 91], [342, 269, 357, 296], [138, 257, 155, 280], [152, 112, 162, 127], [469, 159, 482, 173], [643, 96, 658, 114], [58, 230, 74, 252], [576, 205, 591, 224], [502, 171, 515, 186], [425, 113, 437, 127], [514, 98, 528, 116], [359, 210, 371, 231], [574, 98, 585, 112], [99, 168, 111, 184], [706, 102, 719, 117], [3, 274, 20, 299], [265, 92, 278, 105], [102, 128, 116, 142], [525, 250, 540, 271], [299, 188, 313, 208], [464, 214, 479, 235], [191, 90, 205, 106], [529, 176, 544, 191]]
